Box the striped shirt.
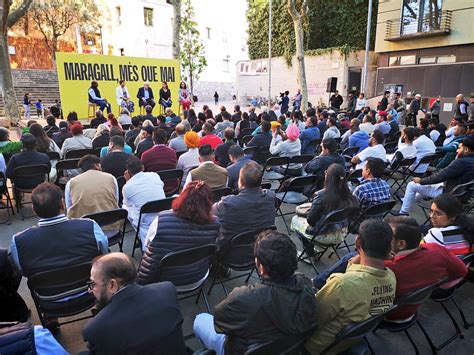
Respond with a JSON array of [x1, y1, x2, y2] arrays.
[[423, 225, 473, 256]]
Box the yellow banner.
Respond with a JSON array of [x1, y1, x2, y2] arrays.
[[56, 53, 181, 119]]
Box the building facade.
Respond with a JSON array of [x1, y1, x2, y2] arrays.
[[375, 0, 474, 122]]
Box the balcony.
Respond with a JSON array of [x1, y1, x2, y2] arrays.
[[385, 10, 452, 42]]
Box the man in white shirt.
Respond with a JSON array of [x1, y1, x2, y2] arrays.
[[122, 156, 165, 248], [411, 129, 436, 174], [351, 130, 386, 170], [359, 115, 376, 135], [322, 118, 341, 139], [355, 93, 368, 114], [177, 131, 201, 186], [386, 127, 417, 163]]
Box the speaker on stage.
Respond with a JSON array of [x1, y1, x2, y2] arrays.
[[326, 77, 337, 93]]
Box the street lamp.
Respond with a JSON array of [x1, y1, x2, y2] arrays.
[[361, 0, 373, 95], [98, 24, 104, 55]]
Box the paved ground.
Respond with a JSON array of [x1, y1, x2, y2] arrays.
[[1, 194, 474, 355]]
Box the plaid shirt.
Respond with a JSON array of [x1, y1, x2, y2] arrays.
[[353, 178, 391, 210]]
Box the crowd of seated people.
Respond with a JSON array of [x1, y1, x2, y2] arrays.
[[1, 96, 474, 355]]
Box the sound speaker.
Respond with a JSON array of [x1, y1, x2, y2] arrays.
[[326, 77, 337, 93]]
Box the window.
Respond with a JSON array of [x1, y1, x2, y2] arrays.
[[144, 7, 153, 27], [401, 0, 443, 35], [389, 56, 400, 66], [223, 59, 230, 72], [240, 63, 245, 72], [206, 27, 211, 39], [419, 56, 436, 64], [437, 55, 456, 63], [400, 55, 416, 65], [84, 34, 96, 46], [115, 6, 121, 26]]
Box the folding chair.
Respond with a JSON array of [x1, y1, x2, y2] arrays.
[[207, 227, 275, 297], [83, 208, 128, 252], [27, 262, 95, 329], [275, 175, 317, 233], [262, 156, 290, 190], [322, 306, 396, 355], [286, 155, 314, 177], [241, 135, 253, 145], [116, 176, 126, 205], [305, 138, 322, 155], [346, 169, 362, 187], [243, 146, 259, 158], [156, 169, 184, 196], [393, 154, 439, 198], [0, 171, 15, 224], [121, 124, 131, 131], [157, 244, 216, 313], [296, 208, 351, 274], [92, 147, 102, 157], [409, 153, 439, 178], [376, 278, 449, 354], [245, 331, 313, 355], [12, 164, 50, 219], [55, 159, 80, 188], [383, 142, 397, 154], [342, 146, 360, 158], [65, 148, 93, 159], [46, 151, 60, 161], [385, 154, 416, 196], [257, 145, 272, 165], [211, 187, 233, 203], [132, 197, 176, 256]]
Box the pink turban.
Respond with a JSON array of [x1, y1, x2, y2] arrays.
[[286, 123, 300, 141]]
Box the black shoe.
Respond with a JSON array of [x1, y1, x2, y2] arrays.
[[390, 210, 409, 216]]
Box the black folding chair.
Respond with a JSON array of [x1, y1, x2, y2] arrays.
[[376, 278, 448, 354], [157, 244, 216, 313], [383, 142, 397, 154], [346, 169, 362, 187], [409, 153, 439, 177], [342, 146, 360, 158], [242, 135, 253, 145], [121, 124, 131, 131], [393, 154, 438, 197], [12, 164, 50, 219], [211, 187, 233, 203], [262, 156, 290, 189], [27, 262, 95, 329], [46, 151, 60, 161], [65, 148, 93, 159], [243, 146, 259, 158], [55, 159, 80, 188], [296, 208, 351, 274], [92, 147, 102, 157], [257, 145, 272, 165], [83, 208, 128, 252], [385, 154, 416, 196], [286, 155, 314, 177], [157, 169, 184, 196], [0, 171, 15, 224], [116, 176, 126, 206], [305, 138, 322, 155], [207, 227, 275, 297], [275, 175, 317, 233], [132, 197, 176, 256]]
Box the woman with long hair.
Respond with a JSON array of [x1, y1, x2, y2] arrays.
[[28, 123, 62, 181], [105, 113, 122, 131], [423, 193, 474, 255], [137, 181, 220, 285], [292, 163, 357, 258], [187, 108, 198, 128], [179, 81, 191, 111], [159, 81, 172, 110]]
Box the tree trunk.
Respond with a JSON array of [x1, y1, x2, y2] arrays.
[[171, 0, 181, 59], [0, 32, 20, 125]]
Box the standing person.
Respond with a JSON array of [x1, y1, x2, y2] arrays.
[[430, 96, 441, 121], [292, 89, 302, 111], [393, 92, 406, 125], [178, 81, 191, 112], [35, 99, 44, 119], [329, 90, 343, 111], [279, 91, 290, 114], [23, 93, 31, 119], [214, 91, 219, 105], [137, 82, 156, 109], [159, 81, 172, 110], [407, 94, 421, 127], [355, 93, 368, 116], [454, 94, 469, 121], [88, 81, 112, 114], [378, 91, 390, 112], [346, 93, 356, 117], [115, 80, 135, 113]]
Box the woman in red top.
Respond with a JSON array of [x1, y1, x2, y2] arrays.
[[179, 81, 191, 111]]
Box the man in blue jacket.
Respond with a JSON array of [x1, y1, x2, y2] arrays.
[[348, 119, 369, 153], [300, 115, 320, 154]]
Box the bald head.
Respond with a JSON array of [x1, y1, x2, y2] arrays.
[[92, 252, 136, 287]]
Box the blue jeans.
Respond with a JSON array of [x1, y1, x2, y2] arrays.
[[312, 252, 357, 289], [91, 99, 111, 114], [194, 313, 226, 355], [160, 98, 173, 109]]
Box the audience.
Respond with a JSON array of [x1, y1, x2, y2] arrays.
[[423, 193, 474, 256], [436, 123, 468, 168], [177, 131, 201, 186], [168, 123, 188, 153], [65, 155, 119, 222], [6, 134, 51, 189], [214, 161, 275, 253], [137, 181, 220, 284], [387, 127, 417, 164], [140, 105, 157, 125], [122, 156, 165, 248], [411, 127, 436, 174], [125, 116, 141, 147], [10, 182, 107, 278], [215, 112, 234, 138], [99, 127, 134, 157], [359, 115, 376, 135], [428, 118, 447, 146], [200, 123, 223, 149], [185, 144, 228, 189], [399, 136, 474, 214], [0, 127, 22, 154], [194, 230, 317, 355], [92, 124, 110, 149], [305, 219, 396, 354], [52, 121, 72, 149], [270, 123, 302, 175], [135, 125, 154, 158], [299, 115, 320, 154], [43, 115, 59, 138], [353, 157, 391, 210], [374, 114, 391, 135], [347, 118, 370, 152], [226, 145, 252, 192], [61, 124, 92, 156], [351, 129, 386, 170], [322, 118, 340, 139], [100, 136, 130, 178], [83, 253, 187, 354], [214, 128, 235, 168], [141, 128, 177, 195], [118, 108, 132, 125], [90, 110, 106, 129]]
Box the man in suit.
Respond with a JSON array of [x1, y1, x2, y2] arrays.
[[137, 82, 156, 109], [82, 253, 187, 354]]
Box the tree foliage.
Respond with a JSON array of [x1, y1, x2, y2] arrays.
[[31, 0, 100, 62], [179, 0, 206, 94], [247, 0, 378, 63]]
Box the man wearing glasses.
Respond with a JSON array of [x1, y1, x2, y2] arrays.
[[83, 253, 187, 354]]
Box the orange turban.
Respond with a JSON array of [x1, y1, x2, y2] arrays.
[[184, 131, 200, 148]]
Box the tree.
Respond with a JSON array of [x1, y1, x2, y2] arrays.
[[31, 0, 100, 64], [288, 0, 308, 112], [0, 0, 33, 125], [171, 0, 181, 60], [180, 0, 206, 96]]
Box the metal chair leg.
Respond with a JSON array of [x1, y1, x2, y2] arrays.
[[245, 268, 254, 283], [451, 296, 473, 329], [416, 320, 436, 354], [207, 277, 218, 296]]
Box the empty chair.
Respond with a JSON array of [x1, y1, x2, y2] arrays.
[[83, 208, 128, 252], [156, 169, 184, 196]]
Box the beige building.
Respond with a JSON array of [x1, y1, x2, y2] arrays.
[[374, 0, 474, 122]]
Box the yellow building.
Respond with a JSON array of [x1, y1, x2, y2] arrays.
[[374, 0, 474, 121]]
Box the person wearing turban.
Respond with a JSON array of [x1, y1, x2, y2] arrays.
[[269, 123, 302, 176], [178, 131, 201, 185]]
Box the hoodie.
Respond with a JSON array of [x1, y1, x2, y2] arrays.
[[214, 273, 318, 354], [348, 130, 369, 153]]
